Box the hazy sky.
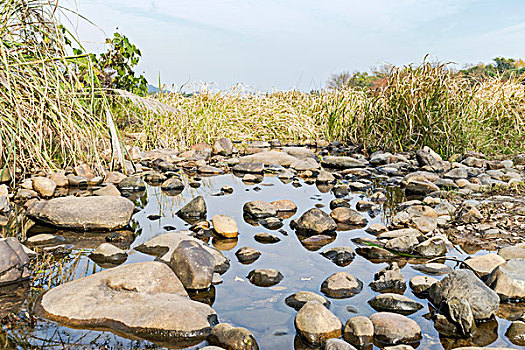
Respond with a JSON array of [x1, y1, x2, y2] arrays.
[[67, 0, 525, 91]]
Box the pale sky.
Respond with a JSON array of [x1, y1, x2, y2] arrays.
[[66, 0, 525, 91]]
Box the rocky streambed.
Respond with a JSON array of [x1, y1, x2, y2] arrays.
[[0, 140, 524, 349]]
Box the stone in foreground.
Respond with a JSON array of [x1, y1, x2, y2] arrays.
[[369, 312, 422, 345], [285, 291, 330, 311], [208, 323, 259, 350], [486, 258, 525, 301], [170, 240, 215, 290], [294, 301, 342, 344], [27, 196, 135, 231], [428, 269, 499, 320], [344, 316, 373, 348], [293, 208, 337, 235], [36, 262, 217, 346]]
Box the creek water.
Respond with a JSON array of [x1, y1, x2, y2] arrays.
[[1, 173, 519, 349]]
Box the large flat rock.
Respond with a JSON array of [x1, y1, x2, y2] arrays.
[[27, 196, 135, 231], [36, 262, 217, 346]]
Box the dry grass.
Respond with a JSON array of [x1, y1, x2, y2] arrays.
[[0, 0, 114, 177], [119, 65, 525, 158]]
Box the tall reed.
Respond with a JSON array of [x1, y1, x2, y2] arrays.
[[0, 0, 108, 177]]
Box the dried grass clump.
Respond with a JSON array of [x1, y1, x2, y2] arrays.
[[128, 62, 525, 157], [0, 0, 108, 176]]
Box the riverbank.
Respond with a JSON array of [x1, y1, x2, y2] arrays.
[[0, 140, 524, 349]]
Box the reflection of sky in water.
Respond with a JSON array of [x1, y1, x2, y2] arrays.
[[10, 174, 519, 349], [67, 0, 525, 91]]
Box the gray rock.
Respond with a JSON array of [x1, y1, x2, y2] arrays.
[[369, 263, 406, 294], [92, 184, 121, 197], [135, 231, 229, 274], [117, 176, 145, 191], [368, 293, 423, 315], [170, 240, 215, 290], [409, 275, 438, 294], [26, 233, 64, 246], [413, 237, 447, 257], [285, 291, 330, 311], [208, 323, 259, 350], [321, 156, 368, 169], [283, 146, 318, 160], [321, 272, 363, 298], [384, 235, 419, 254], [330, 207, 368, 226], [177, 196, 207, 219], [392, 205, 437, 233], [232, 162, 264, 174], [464, 253, 506, 278], [411, 262, 453, 275], [317, 170, 336, 183], [239, 150, 298, 167], [89, 243, 127, 264], [254, 232, 280, 244], [0, 238, 30, 285], [235, 247, 261, 264], [247, 269, 283, 287], [405, 180, 439, 196], [294, 208, 337, 235], [369, 312, 422, 345], [161, 178, 185, 191], [294, 301, 342, 344], [429, 269, 500, 320], [27, 196, 135, 231], [499, 243, 525, 260], [343, 316, 373, 348], [243, 200, 277, 218], [291, 158, 320, 172], [486, 258, 525, 301], [444, 168, 468, 179], [36, 262, 217, 344], [321, 247, 355, 266]]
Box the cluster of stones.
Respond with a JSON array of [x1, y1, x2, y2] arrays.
[[1, 138, 524, 349]]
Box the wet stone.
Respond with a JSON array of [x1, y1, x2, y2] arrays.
[[294, 301, 342, 344], [254, 232, 281, 244], [368, 293, 423, 315], [89, 243, 127, 265], [325, 338, 357, 350], [321, 272, 363, 298], [208, 323, 259, 350], [259, 217, 283, 230], [92, 184, 121, 197], [0, 238, 30, 285], [429, 269, 500, 320], [505, 320, 525, 347], [117, 176, 146, 191], [170, 240, 215, 290], [330, 207, 368, 226], [243, 200, 277, 218], [247, 269, 283, 287], [320, 246, 355, 267], [26, 234, 64, 246], [212, 215, 238, 238], [161, 178, 185, 191], [464, 253, 506, 279], [486, 258, 525, 301], [343, 316, 373, 348], [235, 246, 261, 264], [330, 198, 351, 210], [369, 263, 406, 294], [409, 275, 438, 295], [285, 291, 330, 311], [293, 208, 337, 235], [177, 196, 207, 219], [412, 262, 452, 275], [37, 262, 217, 346], [233, 162, 264, 174], [369, 312, 422, 345], [27, 196, 135, 231]]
